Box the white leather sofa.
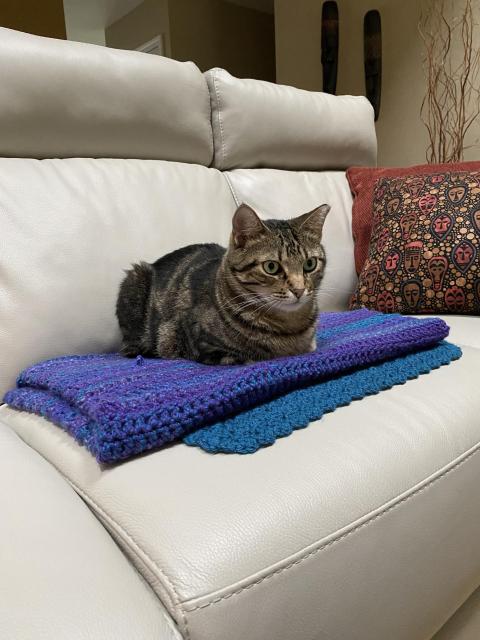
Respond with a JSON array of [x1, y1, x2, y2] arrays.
[[0, 27, 479, 640]]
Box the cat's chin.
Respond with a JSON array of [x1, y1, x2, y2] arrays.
[[275, 297, 312, 311]]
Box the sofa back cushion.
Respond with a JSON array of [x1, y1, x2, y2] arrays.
[[206, 68, 377, 171], [0, 159, 234, 396], [0, 28, 213, 164]]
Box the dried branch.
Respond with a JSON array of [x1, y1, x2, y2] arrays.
[[419, 0, 480, 163]]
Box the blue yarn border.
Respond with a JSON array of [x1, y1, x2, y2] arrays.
[[183, 341, 462, 454]]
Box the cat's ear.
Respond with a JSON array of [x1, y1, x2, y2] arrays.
[[232, 203, 267, 248], [292, 204, 330, 235]]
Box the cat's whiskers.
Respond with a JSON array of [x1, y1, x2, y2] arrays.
[[250, 296, 286, 322], [262, 298, 281, 317], [227, 294, 264, 310], [235, 299, 272, 318], [216, 292, 261, 313], [229, 295, 276, 321], [221, 298, 264, 317]]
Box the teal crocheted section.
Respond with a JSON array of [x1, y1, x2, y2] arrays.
[[183, 341, 461, 453]]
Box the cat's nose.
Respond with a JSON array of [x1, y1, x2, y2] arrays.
[[292, 288, 305, 299]]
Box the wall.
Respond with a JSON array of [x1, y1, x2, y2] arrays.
[[0, 0, 65, 38], [63, 0, 106, 45], [168, 0, 275, 81], [106, 0, 171, 55], [65, 23, 105, 46], [107, 0, 275, 82], [275, 0, 480, 167]]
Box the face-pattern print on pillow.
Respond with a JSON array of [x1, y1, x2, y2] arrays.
[[351, 171, 480, 314]]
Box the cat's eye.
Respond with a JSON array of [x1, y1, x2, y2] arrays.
[[303, 257, 318, 272], [263, 260, 281, 275]]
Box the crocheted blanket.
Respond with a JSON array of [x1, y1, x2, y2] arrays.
[[4, 310, 461, 463]]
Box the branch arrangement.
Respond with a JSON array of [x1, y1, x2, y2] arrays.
[[419, 0, 480, 163]]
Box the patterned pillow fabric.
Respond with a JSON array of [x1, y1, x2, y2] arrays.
[[350, 169, 480, 314], [347, 161, 480, 275]]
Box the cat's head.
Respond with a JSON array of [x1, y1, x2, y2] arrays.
[[225, 203, 330, 308]]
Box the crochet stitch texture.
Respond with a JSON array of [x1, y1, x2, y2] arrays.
[[4, 310, 460, 463]]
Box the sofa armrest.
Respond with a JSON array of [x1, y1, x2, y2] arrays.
[[0, 420, 181, 640]]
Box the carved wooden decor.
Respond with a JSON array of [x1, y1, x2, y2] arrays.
[[364, 9, 382, 120], [321, 1, 339, 95]]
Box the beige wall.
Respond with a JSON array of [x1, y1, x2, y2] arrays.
[[275, 0, 480, 167], [107, 0, 275, 82], [63, 0, 106, 46], [106, 0, 171, 56], [168, 0, 275, 81], [0, 0, 65, 38]]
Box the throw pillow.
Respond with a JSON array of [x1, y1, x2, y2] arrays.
[[347, 161, 480, 275], [350, 168, 480, 314]]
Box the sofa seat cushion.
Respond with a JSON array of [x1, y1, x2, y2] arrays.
[[2, 345, 480, 640], [424, 315, 480, 350], [432, 586, 480, 639]]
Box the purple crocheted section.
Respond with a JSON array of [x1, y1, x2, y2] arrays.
[[4, 310, 449, 463]]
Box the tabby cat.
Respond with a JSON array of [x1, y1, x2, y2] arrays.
[[116, 203, 330, 364]]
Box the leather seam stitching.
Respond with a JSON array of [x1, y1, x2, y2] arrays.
[[148, 597, 183, 640], [0, 425, 186, 637], [64, 478, 190, 639], [223, 173, 240, 206], [160, 612, 183, 640], [184, 443, 480, 613], [212, 69, 226, 168], [153, 599, 184, 640], [202, 71, 215, 168], [91, 505, 184, 640]]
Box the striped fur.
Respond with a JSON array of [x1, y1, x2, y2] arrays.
[[116, 203, 330, 364]]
